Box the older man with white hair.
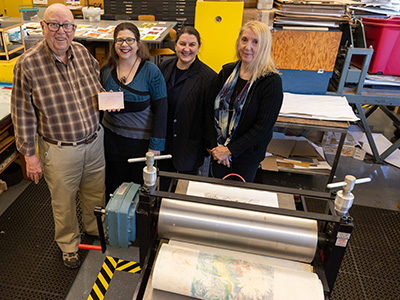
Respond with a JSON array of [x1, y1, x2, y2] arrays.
[[11, 3, 105, 268]]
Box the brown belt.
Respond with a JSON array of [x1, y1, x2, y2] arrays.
[[42, 127, 100, 146]]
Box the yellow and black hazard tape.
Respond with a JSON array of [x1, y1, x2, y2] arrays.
[[116, 258, 141, 273], [362, 104, 374, 108], [88, 256, 141, 300]]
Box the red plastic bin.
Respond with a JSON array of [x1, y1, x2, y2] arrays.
[[361, 17, 400, 75]]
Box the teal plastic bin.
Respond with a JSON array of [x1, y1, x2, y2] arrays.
[[19, 5, 39, 21]]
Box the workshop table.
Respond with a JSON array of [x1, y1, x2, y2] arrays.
[[3, 17, 176, 46], [72, 19, 177, 45]]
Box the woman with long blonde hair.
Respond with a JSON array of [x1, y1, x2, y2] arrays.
[[208, 21, 283, 182]]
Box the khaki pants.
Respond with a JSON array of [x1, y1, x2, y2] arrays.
[[38, 126, 105, 253]]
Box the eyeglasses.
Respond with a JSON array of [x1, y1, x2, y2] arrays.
[[115, 38, 136, 45], [43, 21, 76, 33]]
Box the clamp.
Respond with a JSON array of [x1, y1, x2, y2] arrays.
[[327, 175, 371, 216], [128, 152, 172, 187]]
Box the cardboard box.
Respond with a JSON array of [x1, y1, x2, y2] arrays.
[[352, 147, 366, 161], [257, 0, 273, 10], [245, 0, 257, 8], [322, 132, 366, 161], [243, 8, 274, 26]]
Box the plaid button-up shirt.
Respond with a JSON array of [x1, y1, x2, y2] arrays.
[[11, 40, 103, 156]]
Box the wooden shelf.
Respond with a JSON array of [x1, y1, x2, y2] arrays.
[[0, 43, 25, 56], [0, 22, 26, 61], [0, 151, 18, 174], [0, 115, 19, 175]]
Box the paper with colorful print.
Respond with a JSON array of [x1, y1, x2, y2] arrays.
[[152, 243, 324, 300]]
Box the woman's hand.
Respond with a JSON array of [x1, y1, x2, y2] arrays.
[[148, 149, 161, 156], [220, 157, 231, 167], [211, 146, 231, 164], [106, 90, 121, 112]]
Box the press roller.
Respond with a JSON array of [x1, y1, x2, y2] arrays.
[[158, 198, 318, 263]]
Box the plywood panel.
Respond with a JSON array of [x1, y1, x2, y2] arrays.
[[271, 30, 342, 71]]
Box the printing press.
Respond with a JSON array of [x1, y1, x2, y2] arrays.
[[97, 153, 370, 300]]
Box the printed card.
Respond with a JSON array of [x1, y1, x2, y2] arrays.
[[98, 92, 124, 110]]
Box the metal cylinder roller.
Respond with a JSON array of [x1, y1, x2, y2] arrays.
[[158, 198, 318, 263]]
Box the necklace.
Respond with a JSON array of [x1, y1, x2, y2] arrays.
[[119, 57, 138, 84]]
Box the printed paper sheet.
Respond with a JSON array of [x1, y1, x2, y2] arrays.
[[186, 181, 279, 207], [152, 243, 324, 300]]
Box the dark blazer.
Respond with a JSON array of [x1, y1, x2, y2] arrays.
[[159, 57, 217, 171], [207, 61, 283, 164]]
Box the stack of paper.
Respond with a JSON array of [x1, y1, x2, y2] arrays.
[[0, 86, 12, 121], [274, 0, 352, 28], [349, 0, 400, 17], [279, 93, 359, 122]]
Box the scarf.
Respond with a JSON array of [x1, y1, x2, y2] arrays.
[[214, 62, 252, 146]]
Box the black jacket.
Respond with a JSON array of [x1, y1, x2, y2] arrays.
[[159, 57, 217, 171], [207, 62, 283, 164]]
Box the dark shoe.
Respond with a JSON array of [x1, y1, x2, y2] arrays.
[[62, 252, 81, 269]]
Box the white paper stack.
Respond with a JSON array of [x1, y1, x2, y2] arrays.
[[279, 92, 359, 122]]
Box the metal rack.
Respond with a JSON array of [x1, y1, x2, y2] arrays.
[[328, 20, 400, 163]]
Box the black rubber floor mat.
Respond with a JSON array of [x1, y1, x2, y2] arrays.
[[0, 179, 95, 300], [306, 198, 400, 300]]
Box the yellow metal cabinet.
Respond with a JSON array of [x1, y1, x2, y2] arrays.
[[0, 58, 18, 82], [1, 0, 32, 17], [195, 0, 244, 73]]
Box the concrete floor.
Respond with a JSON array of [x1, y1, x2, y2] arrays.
[[1, 107, 399, 300]]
